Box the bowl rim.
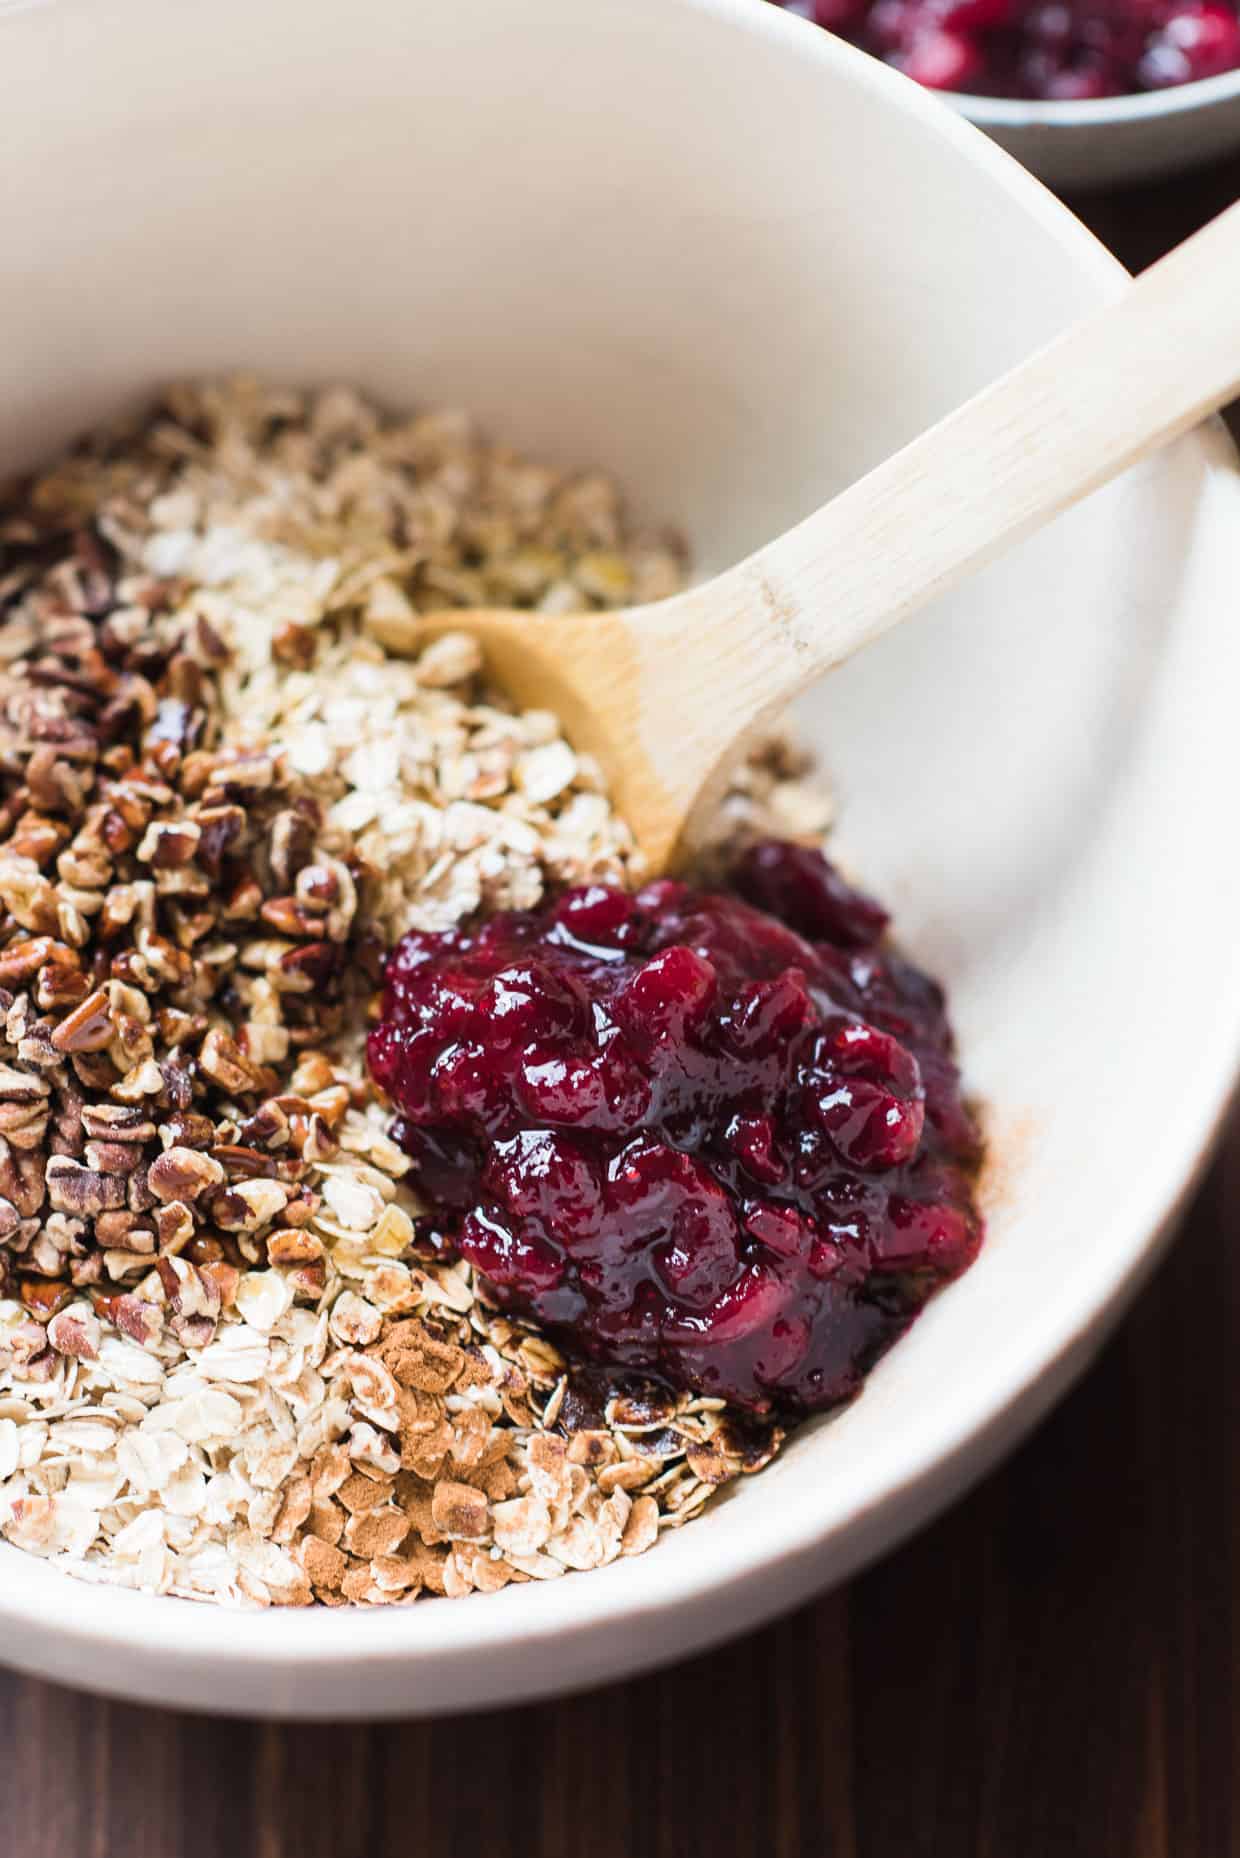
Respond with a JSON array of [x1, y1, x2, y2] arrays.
[[951, 61, 1240, 128], [3, 0, 1240, 1706]]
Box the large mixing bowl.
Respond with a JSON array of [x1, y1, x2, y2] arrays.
[[2, 0, 1239, 1717]]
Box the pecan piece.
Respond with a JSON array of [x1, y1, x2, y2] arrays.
[[50, 986, 113, 1053], [198, 1258, 239, 1309], [147, 1145, 225, 1203], [238, 1101, 290, 1150], [194, 805, 246, 875], [94, 1209, 145, 1247], [83, 1139, 146, 1176], [271, 623, 316, 670], [80, 1103, 157, 1142], [198, 1028, 273, 1097], [209, 1144, 278, 1179], [260, 896, 321, 938], [36, 962, 91, 1010], [211, 1176, 289, 1232], [0, 1150, 46, 1219], [280, 941, 339, 987], [9, 814, 68, 866], [135, 818, 202, 868], [0, 1101, 50, 1151], [265, 1227, 324, 1267], [113, 1293, 163, 1348], [0, 936, 57, 985], [222, 876, 264, 921], [45, 1154, 124, 1216], [18, 1277, 72, 1320], [47, 1303, 101, 1360]]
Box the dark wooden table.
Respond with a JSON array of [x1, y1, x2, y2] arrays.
[[4, 169, 1239, 1858]]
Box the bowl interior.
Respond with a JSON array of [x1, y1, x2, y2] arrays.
[[2, 0, 1240, 1715]]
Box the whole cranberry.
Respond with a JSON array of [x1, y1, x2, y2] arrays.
[[899, 25, 983, 84], [1140, 0, 1240, 80], [938, 0, 1014, 31], [814, 0, 871, 23]]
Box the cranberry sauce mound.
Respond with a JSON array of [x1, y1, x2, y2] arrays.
[[368, 841, 983, 1415], [774, 0, 1240, 99]]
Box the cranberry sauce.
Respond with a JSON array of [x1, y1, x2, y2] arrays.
[[368, 842, 982, 1414], [774, 0, 1240, 99]]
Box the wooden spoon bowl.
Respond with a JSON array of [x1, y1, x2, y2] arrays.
[[423, 197, 1240, 872]]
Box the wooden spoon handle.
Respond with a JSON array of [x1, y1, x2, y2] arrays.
[[719, 195, 1240, 700]]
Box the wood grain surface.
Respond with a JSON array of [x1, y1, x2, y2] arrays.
[[1, 168, 1237, 1858]]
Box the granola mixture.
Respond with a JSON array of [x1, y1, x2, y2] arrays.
[[0, 382, 830, 1606]]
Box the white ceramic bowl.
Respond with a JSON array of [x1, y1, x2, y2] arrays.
[[955, 72, 1240, 189], [3, 0, 1240, 1720]]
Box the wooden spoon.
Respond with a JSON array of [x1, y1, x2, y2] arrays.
[[425, 199, 1240, 872]]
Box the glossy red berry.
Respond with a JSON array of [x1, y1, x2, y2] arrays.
[[766, 0, 1240, 97]]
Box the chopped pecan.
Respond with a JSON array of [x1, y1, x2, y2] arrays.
[[71, 1051, 121, 1092], [47, 1302, 101, 1359], [9, 813, 68, 866], [37, 962, 91, 1010], [57, 847, 112, 890], [268, 809, 315, 886], [194, 805, 246, 875], [46, 1154, 124, 1216], [279, 941, 339, 988], [147, 1144, 225, 1203], [0, 936, 58, 984], [136, 818, 201, 868], [211, 1176, 289, 1232], [265, 1226, 325, 1267], [127, 1164, 158, 1212], [94, 1208, 146, 1247], [288, 1111, 336, 1162], [207, 751, 276, 797], [0, 1149, 45, 1219], [271, 623, 317, 670], [83, 1139, 146, 1176], [295, 864, 340, 907], [155, 1200, 196, 1255], [259, 896, 321, 938], [199, 1258, 240, 1309], [222, 875, 264, 921], [50, 986, 113, 1052], [113, 1293, 163, 1348], [198, 1028, 273, 1096], [100, 807, 138, 855], [80, 1103, 157, 1142], [0, 1064, 51, 1102], [209, 1143, 279, 1179], [286, 1256, 327, 1298], [238, 1100, 290, 1150], [6, 1318, 49, 1367], [0, 1100, 50, 1151], [157, 1111, 213, 1150], [18, 1276, 72, 1319]]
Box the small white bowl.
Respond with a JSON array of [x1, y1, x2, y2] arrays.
[[2, 0, 1240, 1718], [956, 72, 1240, 188]]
